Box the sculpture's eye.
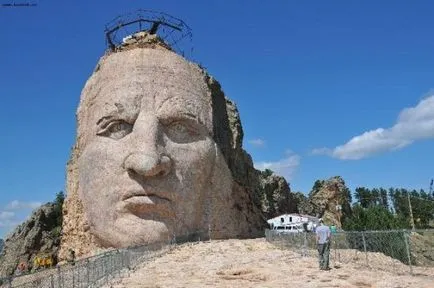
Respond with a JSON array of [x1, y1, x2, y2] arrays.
[[97, 120, 133, 140], [164, 120, 202, 144]]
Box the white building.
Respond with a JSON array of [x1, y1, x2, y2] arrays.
[[267, 213, 319, 232]]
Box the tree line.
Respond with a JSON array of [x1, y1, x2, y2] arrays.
[[343, 187, 434, 231]]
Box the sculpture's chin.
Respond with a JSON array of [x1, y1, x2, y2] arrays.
[[92, 215, 171, 248]]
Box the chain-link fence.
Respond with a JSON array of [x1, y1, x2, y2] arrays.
[[2, 229, 432, 286], [265, 229, 434, 275], [0, 230, 207, 288]]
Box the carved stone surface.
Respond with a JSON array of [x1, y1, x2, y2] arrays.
[[59, 36, 265, 260]]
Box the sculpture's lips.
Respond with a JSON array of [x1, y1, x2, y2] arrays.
[[121, 190, 173, 218], [121, 190, 172, 202], [123, 195, 170, 206]]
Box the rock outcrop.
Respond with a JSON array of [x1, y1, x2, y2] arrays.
[[0, 203, 61, 277], [292, 192, 316, 215], [258, 172, 297, 219], [0, 239, 4, 254], [308, 176, 352, 227]]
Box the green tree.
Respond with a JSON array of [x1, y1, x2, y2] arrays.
[[53, 191, 65, 228], [409, 189, 434, 228], [352, 187, 433, 229], [55, 191, 65, 206], [343, 204, 405, 231], [261, 169, 274, 178], [355, 187, 371, 208], [371, 188, 380, 206], [379, 188, 389, 210], [309, 180, 323, 197]]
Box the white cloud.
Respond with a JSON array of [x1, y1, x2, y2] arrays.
[[0, 211, 15, 220], [248, 138, 266, 147], [0, 201, 41, 231], [311, 147, 332, 156], [0, 220, 19, 229], [254, 151, 301, 181], [5, 200, 42, 211], [0, 211, 17, 228], [313, 95, 434, 160]]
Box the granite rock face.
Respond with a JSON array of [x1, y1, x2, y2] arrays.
[[0, 203, 61, 277], [291, 192, 316, 216], [59, 32, 266, 260], [0, 239, 4, 254], [258, 172, 297, 219], [308, 176, 352, 227]]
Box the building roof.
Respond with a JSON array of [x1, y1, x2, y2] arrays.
[[267, 213, 319, 222]]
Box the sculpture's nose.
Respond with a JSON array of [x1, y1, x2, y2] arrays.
[[123, 153, 172, 178], [122, 114, 172, 178]]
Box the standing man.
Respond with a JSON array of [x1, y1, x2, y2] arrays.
[[316, 218, 331, 270]]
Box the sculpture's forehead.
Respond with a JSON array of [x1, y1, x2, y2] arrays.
[[92, 76, 208, 114], [84, 51, 212, 126]]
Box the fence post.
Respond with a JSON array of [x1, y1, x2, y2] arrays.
[[362, 231, 368, 267], [72, 266, 75, 288], [127, 250, 131, 271], [104, 255, 109, 285], [333, 236, 337, 264], [303, 232, 308, 257], [86, 259, 90, 286], [57, 266, 62, 288], [403, 231, 413, 275]]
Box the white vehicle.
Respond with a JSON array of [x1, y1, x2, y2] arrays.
[[272, 223, 304, 234]]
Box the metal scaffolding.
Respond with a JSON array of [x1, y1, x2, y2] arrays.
[[104, 9, 193, 58]]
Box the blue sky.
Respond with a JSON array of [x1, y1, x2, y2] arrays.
[[1, 0, 434, 237]]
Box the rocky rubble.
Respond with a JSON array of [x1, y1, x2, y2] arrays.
[[410, 232, 434, 266], [106, 238, 434, 288], [0, 203, 61, 277], [115, 31, 172, 52]]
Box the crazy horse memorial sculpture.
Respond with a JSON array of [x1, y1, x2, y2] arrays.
[[59, 11, 266, 260]]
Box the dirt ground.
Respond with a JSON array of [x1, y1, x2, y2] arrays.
[[107, 238, 434, 288]]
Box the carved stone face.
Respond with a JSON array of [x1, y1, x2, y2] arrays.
[[77, 49, 224, 247]]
